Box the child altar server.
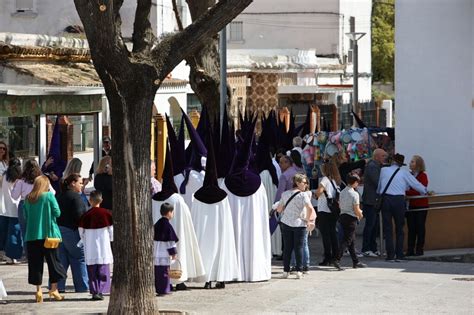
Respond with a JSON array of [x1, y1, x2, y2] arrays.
[[78, 190, 113, 300]]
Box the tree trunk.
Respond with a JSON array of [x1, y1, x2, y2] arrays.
[[187, 39, 222, 122], [106, 80, 158, 313]]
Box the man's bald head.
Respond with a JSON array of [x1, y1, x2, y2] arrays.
[[373, 149, 387, 164]]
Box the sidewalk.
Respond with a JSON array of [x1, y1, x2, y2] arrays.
[[1, 235, 473, 314]]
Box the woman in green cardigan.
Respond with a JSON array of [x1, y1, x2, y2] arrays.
[[23, 175, 66, 303]]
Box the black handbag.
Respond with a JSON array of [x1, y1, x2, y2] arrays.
[[374, 167, 400, 212], [323, 179, 340, 215]]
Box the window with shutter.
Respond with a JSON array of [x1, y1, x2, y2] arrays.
[[229, 21, 243, 42], [16, 0, 35, 12]]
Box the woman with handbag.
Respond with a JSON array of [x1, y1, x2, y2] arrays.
[[56, 174, 89, 293], [23, 175, 66, 302], [276, 174, 316, 279], [314, 159, 342, 270]]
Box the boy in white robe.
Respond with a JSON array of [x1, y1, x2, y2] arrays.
[[78, 191, 113, 301]]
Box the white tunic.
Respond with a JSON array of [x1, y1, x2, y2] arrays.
[[221, 182, 272, 282], [152, 194, 205, 283], [153, 241, 177, 266], [180, 170, 205, 209], [78, 226, 114, 265], [191, 198, 241, 282], [260, 170, 281, 256], [0, 177, 20, 217]]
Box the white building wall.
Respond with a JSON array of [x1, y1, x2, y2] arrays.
[[395, 0, 473, 194]]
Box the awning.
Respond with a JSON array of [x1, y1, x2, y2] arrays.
[[0, 94, 103, 117]]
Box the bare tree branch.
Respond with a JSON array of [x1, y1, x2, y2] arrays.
[[186, 0, 215, 21], [152, 0, 252, 78], [171, 0, 184, 31], [132, 0, 156, 53]]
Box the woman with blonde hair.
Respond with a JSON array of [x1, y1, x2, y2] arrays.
[[94, 156, 113, 210], [315, 159, 342, 269], [406, 155, 429, 256], [23, 175, 66, 302]]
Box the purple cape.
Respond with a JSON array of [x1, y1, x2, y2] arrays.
[[154, 217, 179, 242]]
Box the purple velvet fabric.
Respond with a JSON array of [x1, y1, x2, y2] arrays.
[[179, 109, 207, 193], [87, 264, 111, 295], [154, 217, 179, 242], [154, 265, 171, 295], [194, 128, 227, 204], [225, 116, 261, 197], [153, 142, 178, 201], [166, 114, 186, 175]]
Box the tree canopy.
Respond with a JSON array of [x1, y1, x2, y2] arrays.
[[372, 0, 394, 83]]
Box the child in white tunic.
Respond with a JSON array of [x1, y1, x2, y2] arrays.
[[78, 191, 113, 301]]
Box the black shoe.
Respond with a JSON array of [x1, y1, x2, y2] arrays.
[[332, 261, 343, 271], [175, 283, 187, 291], [289, 266, 296, 274], [92, 294, 104, 301], [353, 262, 368, 268], [215, 282, 225, 289], [319, 260, 330, 266], [275, 255, 283, 261], [405, 250, 415, 257], [204, 282, 212, 289], [415, 249, 424, 256], [170, 284, 174, 292]]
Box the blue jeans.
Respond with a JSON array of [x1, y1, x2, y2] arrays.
[[362, 204, 378, 253], [0, 216, 23, 259], [280, 223, 306, 272], [57, 226, 89, 292], [382, 195, 406, 260], [17, 200, 27, 242], [290, 230, 310, 268]]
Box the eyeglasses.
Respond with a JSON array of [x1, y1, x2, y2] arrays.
[[0, 147, 6, 151]]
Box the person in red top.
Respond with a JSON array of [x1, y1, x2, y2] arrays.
[[405, 155, 429, 256]]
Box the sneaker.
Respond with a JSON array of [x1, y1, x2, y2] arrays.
[[296, 272, 303, 279], [289, 266, 296, 274], [343, 250, 350, 256], [363, 251, 379, 258], [91, 294, 103, 301], [302, 266, 309, 274], [374, 251, 381, 256], [281, 272, 289, 279], [356, 252, 364, 258], [353, 262, 368, 268], [333, 261, 343, 271]]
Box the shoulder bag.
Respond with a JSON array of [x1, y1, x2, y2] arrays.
[[323, 179, 341, 215], [269, 191, 301, 234], [44, 203, 61, 249], [374, 168, 400, 213]]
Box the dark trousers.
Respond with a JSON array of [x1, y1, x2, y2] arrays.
[[361, 204, 378, 252], [406, 207, 428, 253], [337, 214, 359, 263], [318, 211, 339, 262], [26, 240, 66, 286], [280, 223, 306, 272], [154, 265, 171, 295], [381, 195, 406, 260]]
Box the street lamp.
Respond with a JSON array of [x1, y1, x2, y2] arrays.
[[345, 32, 366, 127]]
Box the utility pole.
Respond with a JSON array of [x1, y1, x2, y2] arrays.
[[345, 32, 366, 127]]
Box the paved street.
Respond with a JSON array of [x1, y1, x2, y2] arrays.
[[1, 236, 473, 314]]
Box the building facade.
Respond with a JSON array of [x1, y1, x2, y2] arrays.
[[395, 0, 473, 194], [226, 0, 372, 129]]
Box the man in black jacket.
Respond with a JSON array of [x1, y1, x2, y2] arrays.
[[361, 149, 387, 257]]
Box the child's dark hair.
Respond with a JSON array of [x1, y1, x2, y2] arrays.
[[346, 174, 361, 185], [160, 202, 174, 216], [89, 190, 103, 204]]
